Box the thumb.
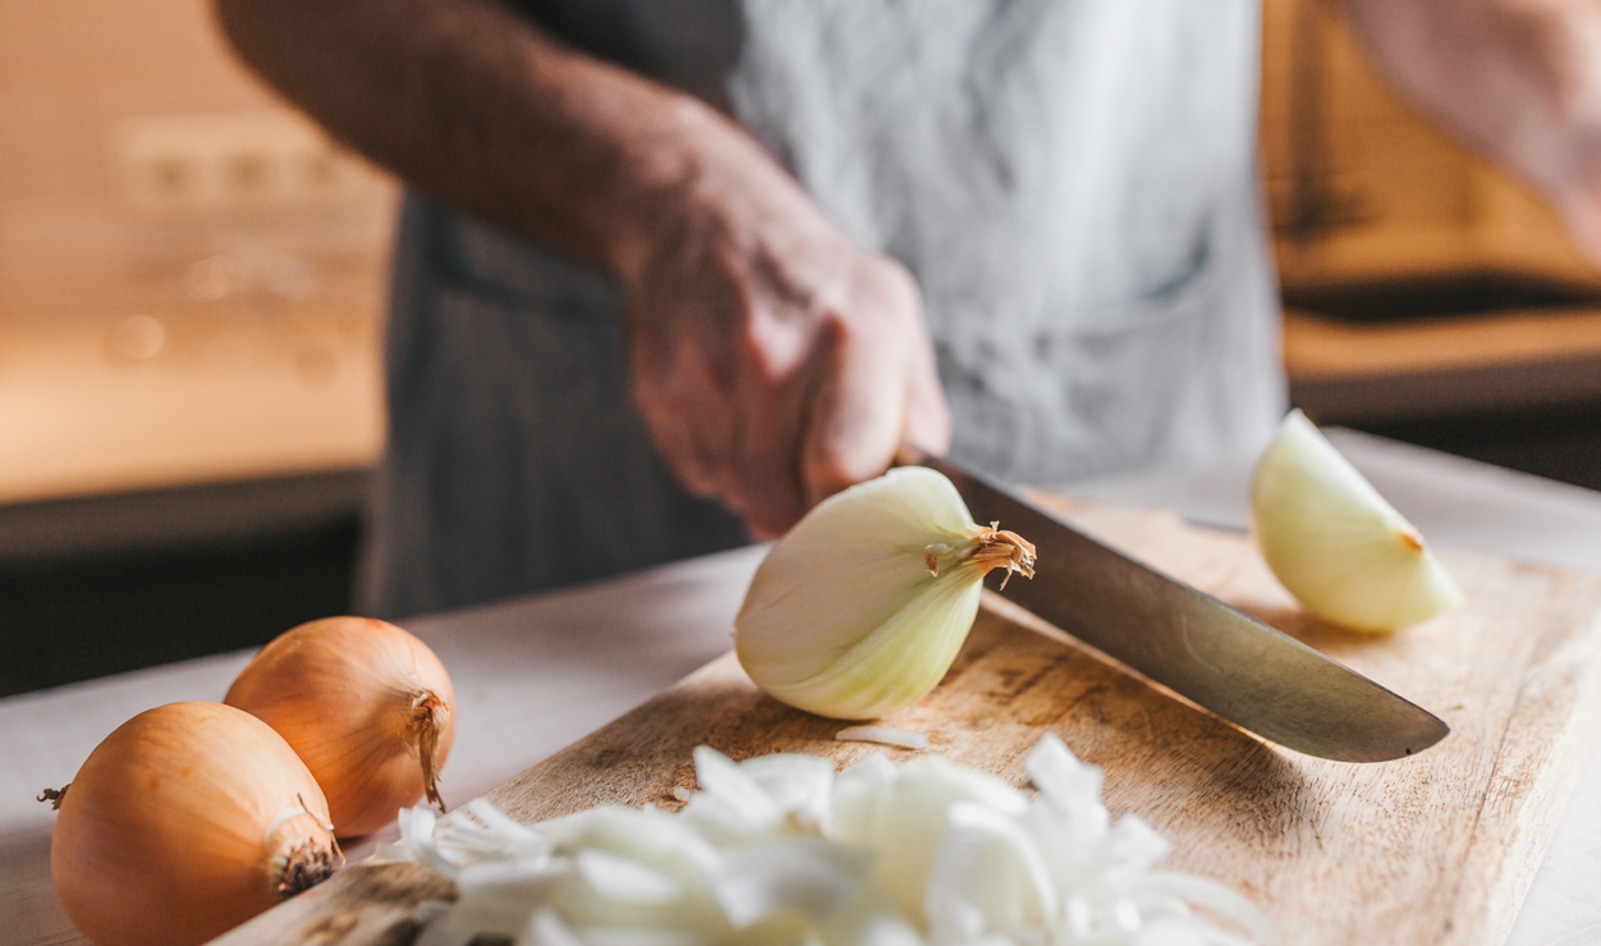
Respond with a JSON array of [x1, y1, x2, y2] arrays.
[[902, 335, 952, 459], [800, 318, 906, 508]]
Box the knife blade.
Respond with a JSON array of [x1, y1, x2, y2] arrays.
[[917, 453, 1449, 762]]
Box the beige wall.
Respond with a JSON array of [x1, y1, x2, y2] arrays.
[[0, 0, 395, 322], [0, 1, 393, 502]]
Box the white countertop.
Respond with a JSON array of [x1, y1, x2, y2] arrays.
[[4, 431, 1599, 945]]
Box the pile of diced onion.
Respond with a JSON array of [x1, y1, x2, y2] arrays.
[[396, 735, 1275, 946]]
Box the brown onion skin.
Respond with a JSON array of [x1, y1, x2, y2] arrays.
[[50, 702, 337, 946], [225, 616, 457, 838]]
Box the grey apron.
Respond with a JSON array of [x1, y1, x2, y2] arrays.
[[358, 0, 1286, 618]]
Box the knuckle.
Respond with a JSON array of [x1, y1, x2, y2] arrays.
[[864, 254, 922, 312], [805, 445, 868, 498], [628, 378, 670, 423], [817, 311, 857, 352], [744, 507, 795, 541], [740, 308, 814, 387], [735, 321, 786, 385]]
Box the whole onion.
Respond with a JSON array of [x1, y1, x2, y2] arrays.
[[49, 701, 339, 946], [225, 616, 456, 838]]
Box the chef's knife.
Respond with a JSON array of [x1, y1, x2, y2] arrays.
[[913, 452, 1449, 762]]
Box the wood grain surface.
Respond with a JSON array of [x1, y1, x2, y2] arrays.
[[213, 503, 1601, 946]]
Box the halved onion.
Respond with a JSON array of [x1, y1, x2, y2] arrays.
[[1250, 410, 1463, 632], [735, 467, 1034, 720]]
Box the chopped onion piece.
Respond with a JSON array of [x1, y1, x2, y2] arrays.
[[1025, 733, 1103, 810], [924, 800, 1057, 937], [835, 726, 930, 749], [1104, 814, 1173, 871], [686, 746, 783, 833], [842, 751, 898, 781], [396, 736, 1277, 946], [575, 850, 683, 905], [735, 753, 837, 831], [524, 909, 587, 946], [711, 838, 872, 928], [1135, 872, 1281, 944]]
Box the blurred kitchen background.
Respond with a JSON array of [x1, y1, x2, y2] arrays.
[[3, 0, 1598, 696]]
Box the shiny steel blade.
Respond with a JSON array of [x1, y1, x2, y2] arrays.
[[924, 455, 1449, 762]]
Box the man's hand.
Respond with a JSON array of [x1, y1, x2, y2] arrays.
[[624, 140, 949, 537]]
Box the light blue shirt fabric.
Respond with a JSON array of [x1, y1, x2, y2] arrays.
[[358, 1, 1286, 617]]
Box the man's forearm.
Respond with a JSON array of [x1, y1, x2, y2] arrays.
[[212, 0, 766, 282], [1340, 0, 1601, 213], [214, 0, 952, 533]]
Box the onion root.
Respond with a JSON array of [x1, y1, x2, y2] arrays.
[[408, 690, 449, 809], [274, 838, 340, 897]]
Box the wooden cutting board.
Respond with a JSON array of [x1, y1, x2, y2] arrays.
[[215, 501, 1601, 946]]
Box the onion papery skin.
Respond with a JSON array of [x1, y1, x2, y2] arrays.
[[50, 701, 338, 946], [225, 616, 456, 838], [735, 467, 1033, 720], [1250, 410, 1465, 632]]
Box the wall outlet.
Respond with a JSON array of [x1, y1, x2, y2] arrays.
[[115, 111, 372, 217]]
